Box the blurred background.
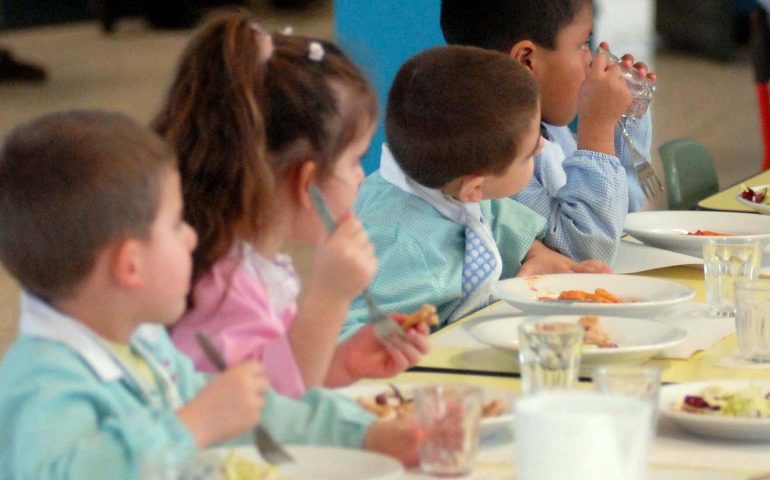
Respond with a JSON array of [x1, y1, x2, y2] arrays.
[[0, 0, 764, 355]]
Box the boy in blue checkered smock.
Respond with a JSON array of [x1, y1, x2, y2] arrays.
[[441, 0, 657, 264], [340, 46, 610, 339]]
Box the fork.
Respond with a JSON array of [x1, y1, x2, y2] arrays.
[[617, 120, 664, 201], [308, 186, 409, 344], [194, 331, 293, 465]]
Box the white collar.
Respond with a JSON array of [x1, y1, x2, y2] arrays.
[[236, 241, 299, 316], [379, 144, 485, 227], [19, 293, 163, 382]]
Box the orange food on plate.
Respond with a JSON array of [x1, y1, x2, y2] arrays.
[[392, 304, 439, 331], [686, 230, 732, 236], [555, 288, 622, 304], [578, 315, 618, 348]]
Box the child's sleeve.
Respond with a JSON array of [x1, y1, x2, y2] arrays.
[[4, 348, 197, 480], [339, 225, 464, 340], [614, 114, 652, 212], [260, 388, 376, 447], [485, 199, 547, 278], [513, 151, 629, 264]]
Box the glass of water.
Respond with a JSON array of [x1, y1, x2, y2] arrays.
[[735, 280, 770, 362], [518, 320, 584, 395], [596, 47, 656, 119], [414, 385, 482, 476], [703, 237, 762, 317]]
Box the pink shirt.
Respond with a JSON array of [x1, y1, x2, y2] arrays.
[[171, 243, 306, 398]]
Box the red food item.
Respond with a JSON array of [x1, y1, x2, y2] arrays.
[[682, 395, 720, 412], [686, 230, 731, 236], [741, 185, 767, 203]]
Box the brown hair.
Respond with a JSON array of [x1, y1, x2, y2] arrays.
[[0, 110, 175, 301], [385, 45, 539, 189], [153, 10, 377, 291]]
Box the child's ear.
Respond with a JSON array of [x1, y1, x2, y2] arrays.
[[457, 174, 485, 202], [510, 40, 537, 71], [295, 160, 318, 210], [110, 238, 144, 290]]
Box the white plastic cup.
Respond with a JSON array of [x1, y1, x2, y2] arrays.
[[515, 391, 653, 480]]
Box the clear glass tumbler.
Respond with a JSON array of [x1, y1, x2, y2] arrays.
[[518, 320, 584, 395], [414, 385, 482, 477], [735, 280, 770, 362], [593, 365, 661, 430], [703, 237, 762, 316], [596, 47, 656, 119]]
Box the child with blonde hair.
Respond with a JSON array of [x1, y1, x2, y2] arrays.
[[156, 11, 429, 398]]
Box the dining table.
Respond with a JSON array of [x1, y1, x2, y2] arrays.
[[354, 261, 770, 479], [698, 168, 770, 212]]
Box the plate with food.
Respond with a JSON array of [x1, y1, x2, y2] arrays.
[[736, 184, 770, 215], [624, 211, 770, 257], [206, 445, 404, 480], [469, 315, 685, 364], [492, 274, 694, 318], [336, 383, 515, 433], [659, 380, 770, 441]]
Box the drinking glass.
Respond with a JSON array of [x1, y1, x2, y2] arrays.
[[703, 237, 762, 316], [518, 320, 583, 395], [515, 391, 653, 480], [593, 365, 661, 429], [414, 385, 482, 476], [735, 280, 770, 362], [596, 47, 656, 119]]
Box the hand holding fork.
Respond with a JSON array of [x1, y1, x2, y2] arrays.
[[309, 186, 410, 344], [195, 332, 293, 464], [618, 120, 664, 201]]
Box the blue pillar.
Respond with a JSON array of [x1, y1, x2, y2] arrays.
[[334, 0, 444, 174]]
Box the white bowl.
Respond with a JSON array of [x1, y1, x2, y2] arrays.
[[492, 274, 695, 318], [624, 211, 770, 257]]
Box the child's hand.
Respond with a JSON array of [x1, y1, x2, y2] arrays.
[[363, 416, 420, 467], [608, 41, 657, 83], [517, 241, 612, 277], [326, 322, 430, 386], [576, 44, 632, 155], [311, 213, 377, 301], [177, 361, 268, 447]]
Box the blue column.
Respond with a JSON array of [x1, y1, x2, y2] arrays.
[[334, 0, 444, 174]]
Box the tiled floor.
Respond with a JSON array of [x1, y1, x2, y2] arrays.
[[0, 0, 764, 356]]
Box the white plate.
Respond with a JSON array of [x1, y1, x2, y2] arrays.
[[492, 274, 694, 318], [211, 445, 404, 480], [624, 211, 770, 257], [335, 383, 515, 433], [469, 315, 686, 364], [736, 184, 770, 215], [659, 380, 770, 442]]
